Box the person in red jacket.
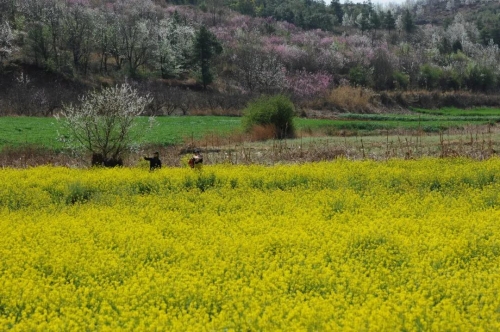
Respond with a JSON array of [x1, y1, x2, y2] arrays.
[[189, 149, 203, 168]]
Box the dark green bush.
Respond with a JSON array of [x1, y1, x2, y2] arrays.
[[242, 95, 295, 139]]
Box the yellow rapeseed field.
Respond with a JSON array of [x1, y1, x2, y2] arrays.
[[1, 158, 500, 331]]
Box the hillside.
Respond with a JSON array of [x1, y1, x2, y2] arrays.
[[0, 0, 499, 117]]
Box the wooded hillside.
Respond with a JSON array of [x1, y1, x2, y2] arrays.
[[0, 0, 499, 116]]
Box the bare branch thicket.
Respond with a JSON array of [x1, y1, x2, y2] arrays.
[[140, 83, 182, 116]]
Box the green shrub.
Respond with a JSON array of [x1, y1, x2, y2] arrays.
[[132, 180, 159, 195], [465, 65, 496, 92], [393, 71, 409, 90], [439, 69, 461, 91], [242, 95, 295, 139], [418, 64, 442, 90], [196, 173, 217, 192], [349, 65, 371, 87], [65, 182, 94, 205]]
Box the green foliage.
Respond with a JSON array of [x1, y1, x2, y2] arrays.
[[356, 13, 370, 34], [410, 107, 500, 117], [228, 0, 362, 31], [349, 65, 371, 87], [132, 180, 159, 195], [371, 50, 394, 90], [438, 36, 452, 55], [232, 0, 255, 16], [4, 112, 500, 153], [401, 9, 415, 33], [452, 40, 463, 53], [0, 116, 243, 151], [384, 10, 396, 30], [465, 65, 496, 92], [476, 9, 500, 46], [65, 182, 94, 205], [196, 173, 217, 192], [370, 11, 381, 30], [243, 95, 295, 139], [419, 64, 442, 90], [330, 0, 344, 25], [393, 71, 409, 90], [438, 69, 461, 91]]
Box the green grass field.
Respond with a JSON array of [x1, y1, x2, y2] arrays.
[[1, 107, 499, 150], [411, 107, 500, 117], [0, 116, 242, 150]]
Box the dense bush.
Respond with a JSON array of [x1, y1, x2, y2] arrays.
[[465, 65, 496, 92], [242, 95, 295, 139], [418, 64, 442, 90], [349, 65, 371, 87], [438, 69, 461, 91], [393, 71, 410, 90]]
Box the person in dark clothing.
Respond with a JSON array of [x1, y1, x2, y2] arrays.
[[144, 152, 162, 171]]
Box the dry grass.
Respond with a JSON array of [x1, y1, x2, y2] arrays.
[[326, 86, 377, 113], [382, 90, 500, 109], [249, 124, 277, 141], [0, 145, 78, 168], [2, 124, 500, 168]]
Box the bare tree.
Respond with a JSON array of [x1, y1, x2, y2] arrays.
[[63, 3, 95, 74], [232, 46, 286, 94], [205, 0, 225, 26], [141, 83, 182, 116], [114, 0, 158, 76]]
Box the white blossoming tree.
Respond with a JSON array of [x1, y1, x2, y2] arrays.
[[0, 21, 15, 64], [57, 83, 153, 166], [155, 18, 195, 79]]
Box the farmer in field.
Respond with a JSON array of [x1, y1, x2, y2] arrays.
[[189, 148, 203, 169], [144, 151, 162, 171]]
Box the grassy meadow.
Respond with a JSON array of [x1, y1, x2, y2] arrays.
[[1, 107, 500, 152], [1, 159, 500, 330]]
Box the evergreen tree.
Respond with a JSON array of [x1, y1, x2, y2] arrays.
[[384, 10, 396, 31], [439, 36, 452, 55], [330, 0, 344, 25], [192, 26, 223, 89], [356, 13, 370, 35], [452, 40, 463, 53], [402, 9, 415, 33], [370, 10, 381, 30]]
